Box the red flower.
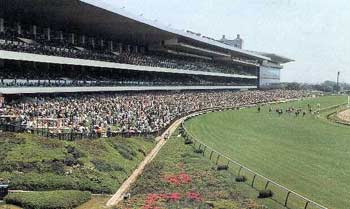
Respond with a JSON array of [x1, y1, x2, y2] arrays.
[[144, 193, 161, 208], [186, 192, 202, 201], [178, 173, 191, 184], [168, 192, 182, 201], [164, 172, 192, 185]]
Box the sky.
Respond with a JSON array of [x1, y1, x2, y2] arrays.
[[93, 0, 350, 84]]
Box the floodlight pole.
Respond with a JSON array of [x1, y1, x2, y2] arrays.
[[336, 71, 340, 94]]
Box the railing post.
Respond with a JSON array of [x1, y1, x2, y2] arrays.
[[251, 174, 257, 187], [304, 201, 310, 209], [285, 191, 291, 207], [215, 154, 220, 165], [209, 151, 214, 160], [202, 146, 206, 156], [238, 166, 242, 176], [264, 181, 270, 190], [226, 159, 230, 166]]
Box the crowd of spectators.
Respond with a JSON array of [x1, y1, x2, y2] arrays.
[[0, 66, 248, 88], [1, 90, 308, 134]]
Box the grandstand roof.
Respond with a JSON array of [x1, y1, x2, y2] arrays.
[[1, 0, 270, 61], [254, 52, 294, 64]]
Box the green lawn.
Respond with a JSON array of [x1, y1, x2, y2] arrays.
[[185, 95, 350, 209]]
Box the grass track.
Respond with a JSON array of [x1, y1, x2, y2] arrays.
[[185, 96, 350, 209]]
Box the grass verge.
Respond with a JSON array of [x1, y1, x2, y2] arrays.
[[117, 130, 284, 209]]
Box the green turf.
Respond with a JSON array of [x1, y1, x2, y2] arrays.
[[185, 95, 350, 209]]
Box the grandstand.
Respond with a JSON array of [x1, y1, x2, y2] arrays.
[[0, 0, 291, 98]]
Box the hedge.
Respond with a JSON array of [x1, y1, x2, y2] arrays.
[[5, 190, 91, 209], [6, 172, 116, 194]]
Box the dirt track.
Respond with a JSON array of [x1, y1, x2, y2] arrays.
[[337, 109, 350, 123]]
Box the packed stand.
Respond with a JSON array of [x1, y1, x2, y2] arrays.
[[0, 90, 308, 135], [0, 65, 250, 88]]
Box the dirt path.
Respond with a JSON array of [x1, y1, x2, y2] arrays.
[[337, 109, 350, 123], [106, 117, 184, 207]]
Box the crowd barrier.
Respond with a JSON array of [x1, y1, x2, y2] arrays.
[[180, 108, 329, 209], [0, 121, 159, 140]]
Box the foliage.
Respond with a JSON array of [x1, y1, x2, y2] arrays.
[[4, 190, 91, 209], [258, 190, 273, 199], [118, 131, 280, 209], [0, 134, 154, 194]]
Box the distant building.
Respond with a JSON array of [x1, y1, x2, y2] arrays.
[[219, 34, 243, 49]]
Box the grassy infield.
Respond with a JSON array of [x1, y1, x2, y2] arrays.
[[185, 95, 350, 209]]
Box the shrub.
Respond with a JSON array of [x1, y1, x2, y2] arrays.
[[235, 176, 247, 182], [91, 159, 125, 172], [194, 149, 204, 154], [66, 145, 83, 159], [258, 189, 273, 198], [63, 155, 80, 167], [110, 141, 136, 160], [5, 190, 91, 209], [138, 148, 147, 156], [8, 173, 79, 191], [216, 165, 229, 171], [184, 139, 193, 145]]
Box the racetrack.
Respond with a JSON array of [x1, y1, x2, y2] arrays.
[[185, 96, 349, 209]]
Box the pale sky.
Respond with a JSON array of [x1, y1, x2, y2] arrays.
[[99, 0, 350, 83]]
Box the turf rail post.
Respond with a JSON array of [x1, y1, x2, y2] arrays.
[[251, 174, 257, 187], [264, 181, 270, 190], [284, 191, 291, 207], [209, 151, 214, 160], [215, 154, 220, 165], [304, 201, 310, 209], [238, 166, 242, 176]]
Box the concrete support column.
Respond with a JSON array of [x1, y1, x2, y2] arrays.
[[59, 31, 63, 42], [135, 46, 139, 53], [32, 25, 37, 37], [46, 28, 51, 41], [127, 45, 131, 53], [17, 22, 21, 35], [100, 39, 104, 48], [91, 38, 95, 48], [81, 35, 86, 45], [0, 18, 4, 33], [109, 41, 113, 51], [70, 33, 75, 44], [119, 43, 123, 53]]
